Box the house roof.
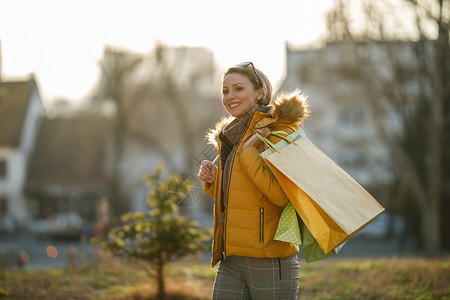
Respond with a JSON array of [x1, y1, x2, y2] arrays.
[[26, 116, 112, 187], [0, 79, 38, 147]]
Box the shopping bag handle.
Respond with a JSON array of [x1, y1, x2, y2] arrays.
[[270, 131, 298, 145], [256, 132, 281, 154], [256, 130, 299, 154]]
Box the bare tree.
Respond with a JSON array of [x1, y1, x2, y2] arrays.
[[325, 0, 449, 255], [91, 46, 143, 216], [91, 44, 222, 216], [125, 43, 221, 172]]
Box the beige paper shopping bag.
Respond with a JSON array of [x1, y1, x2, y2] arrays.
[[263, 134, 385, 253]]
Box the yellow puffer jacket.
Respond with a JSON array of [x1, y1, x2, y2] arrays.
[[204, 91, 310, 267]]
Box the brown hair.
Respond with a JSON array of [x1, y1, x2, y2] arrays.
[[223, 65, 273, 106]]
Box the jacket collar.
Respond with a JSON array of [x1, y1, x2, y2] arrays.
[[221, 106, 270, 145], [221, 111, 253, 145], [207, 90, 310, 150]]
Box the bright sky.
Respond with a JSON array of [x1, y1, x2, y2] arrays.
[[0, 0, 334, 104]]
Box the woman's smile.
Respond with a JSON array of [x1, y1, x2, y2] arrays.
[[222, 73, 261, 118]]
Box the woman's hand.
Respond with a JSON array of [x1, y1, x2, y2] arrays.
[[197, 160, 217, 184], [243, 127, 271, 151]]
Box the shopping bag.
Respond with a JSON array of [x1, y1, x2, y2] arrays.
[[274, 202, 345, 262], [259, 130, 385, 254], [274, 201, 301, 244]]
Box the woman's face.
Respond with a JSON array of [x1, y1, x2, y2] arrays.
[[222, 73, 262, 118]]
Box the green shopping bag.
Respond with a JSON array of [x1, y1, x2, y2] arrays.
[[297, 212, 345, 263], [274, 202, 345, 263], [274, 202, 302, 243]]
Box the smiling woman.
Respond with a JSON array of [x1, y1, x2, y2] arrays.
[[198, 62, 310, 299], [222, 74, 261, 119], [221, 62, 273, 119]]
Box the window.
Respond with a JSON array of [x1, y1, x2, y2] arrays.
[[340, 148, 365, 169], [0, 197, 7, 215], [339, 107, 364, 128], [0, 159, 6, 179]]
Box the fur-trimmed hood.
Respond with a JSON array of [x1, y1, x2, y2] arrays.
[[207, 89, 310, 149]]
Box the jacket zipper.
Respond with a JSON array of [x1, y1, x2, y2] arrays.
[[260, 207, 264, 243], [222, 144, 234, 261], [222, 112, 255, 260], [223, 157, 233, 261]]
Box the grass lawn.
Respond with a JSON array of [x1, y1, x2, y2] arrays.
[[298, 257, 450, 299], [0, 257, 448, 299]]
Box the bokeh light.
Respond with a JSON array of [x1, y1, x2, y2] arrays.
[[46, 245, 58, 258]]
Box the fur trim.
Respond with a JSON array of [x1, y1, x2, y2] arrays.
[[206, 115, 234, 149], [206, 89, 310, 149], [270, 89, 310, 124]]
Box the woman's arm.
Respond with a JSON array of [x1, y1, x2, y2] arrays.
[[238, 126, 296, 207]]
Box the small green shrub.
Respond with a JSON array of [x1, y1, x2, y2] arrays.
[[91, 163, 212, 299], [0, 288, 10, 297]]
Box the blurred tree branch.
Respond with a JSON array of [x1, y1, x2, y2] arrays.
[[326, 0, 449, 255], [91, 43, 221, 216]]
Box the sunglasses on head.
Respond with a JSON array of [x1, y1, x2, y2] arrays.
[[236, 62, 261, 86]]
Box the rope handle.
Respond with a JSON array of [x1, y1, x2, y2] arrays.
[[256, 132, 280, 154], [256, 130, 300, 154], [270, 131, 298, 145]]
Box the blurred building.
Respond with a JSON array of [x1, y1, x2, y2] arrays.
[[0, 75, 112, 228], [25, 116, 112, 221], [0, 77, 45, 226], [278, 42, 392, 196], [1, 45, 221, 231]]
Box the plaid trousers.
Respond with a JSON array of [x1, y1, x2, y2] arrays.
[[212, 254, 300, 300]]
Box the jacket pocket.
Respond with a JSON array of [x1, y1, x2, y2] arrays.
[[259, 207, 264, 243]]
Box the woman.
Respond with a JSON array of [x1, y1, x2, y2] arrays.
[[198, 62, 309, 300]]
